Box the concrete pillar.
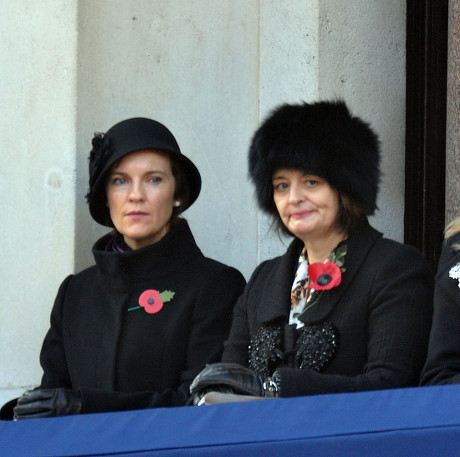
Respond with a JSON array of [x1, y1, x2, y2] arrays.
[[445, 0, 460, 224], [0, 1, 78, 403]]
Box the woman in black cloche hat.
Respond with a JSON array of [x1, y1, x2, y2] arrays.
[[191, 100, 433, 402], [4, 117, 245, 419]]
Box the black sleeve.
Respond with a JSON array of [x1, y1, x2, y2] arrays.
[[420, 238, 460, 386], [222, 263, 266, 365], [39, 275, 74, 389]]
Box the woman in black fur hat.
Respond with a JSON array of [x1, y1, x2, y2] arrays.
[[191, 100, 433, 401], [3, 117, 245, 419]]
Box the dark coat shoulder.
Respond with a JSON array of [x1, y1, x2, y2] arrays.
[[420, 233, 460, 386]]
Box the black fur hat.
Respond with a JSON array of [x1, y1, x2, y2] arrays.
[[86, 117, 201, 227], [248, 100, 381, 216]]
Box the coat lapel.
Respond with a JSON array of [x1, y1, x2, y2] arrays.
[[256, 238, 303, 323], [299, 221, 382, 324]]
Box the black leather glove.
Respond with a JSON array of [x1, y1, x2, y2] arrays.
[[190, 363, 279, 401], [13, 388, 82, 420], [0, 398, 18, 421]]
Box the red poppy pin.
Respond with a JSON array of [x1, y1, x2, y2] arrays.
[[307, 262, 342, 290], [128, 289, 175, 314], [306, 244, 346, 292], [298, 244, 347, 316]]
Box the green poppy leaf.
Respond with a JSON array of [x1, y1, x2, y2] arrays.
[[335, 245, 347, 258], [159, 290, 175, 302]]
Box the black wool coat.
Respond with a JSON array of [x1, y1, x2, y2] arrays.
[[222, 220, 433, 397], [420, 232, 460, 386], [39, 221, 246, 412]]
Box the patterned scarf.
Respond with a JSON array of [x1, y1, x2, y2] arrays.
[[289, 247, 310, 328]]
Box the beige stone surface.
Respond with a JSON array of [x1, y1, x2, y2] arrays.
[[446, 0, 460, 224]]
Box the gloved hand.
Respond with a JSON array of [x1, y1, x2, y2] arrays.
[[190, 363, 279, 402], [13, 388, 82, 420]]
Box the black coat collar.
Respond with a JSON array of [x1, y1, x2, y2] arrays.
[[92, 220, 203, 289]]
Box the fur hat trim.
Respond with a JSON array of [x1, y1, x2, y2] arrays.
[[248, 100, 381, 214]]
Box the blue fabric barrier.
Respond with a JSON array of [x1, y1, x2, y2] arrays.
[[1, 384, 459, 457]]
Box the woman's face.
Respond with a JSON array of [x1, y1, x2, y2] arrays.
[[272, 169, 340, 242], [106, 150, 177, 249]]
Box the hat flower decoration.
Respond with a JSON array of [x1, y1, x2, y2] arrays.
[[86, 133, 110, 197]]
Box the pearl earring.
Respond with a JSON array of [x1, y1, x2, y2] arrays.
[[174, 201, 180, 207]]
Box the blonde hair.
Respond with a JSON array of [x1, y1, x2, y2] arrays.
[[445, 216, 460, 238], [445, 216, 460, 251]]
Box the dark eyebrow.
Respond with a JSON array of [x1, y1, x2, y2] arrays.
[[110, 170, 169, 176]]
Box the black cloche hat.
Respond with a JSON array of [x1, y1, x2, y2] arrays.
[[86, 117, 201, 226]]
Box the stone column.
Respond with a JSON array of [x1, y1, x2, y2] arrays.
[[445, 0, 460, 224]]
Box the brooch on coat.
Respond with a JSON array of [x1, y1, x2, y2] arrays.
[[128, 289, 175, 314], [449, 262, 460, 289], [248, 321, 339, 377], [294, 245, 347, 319]]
